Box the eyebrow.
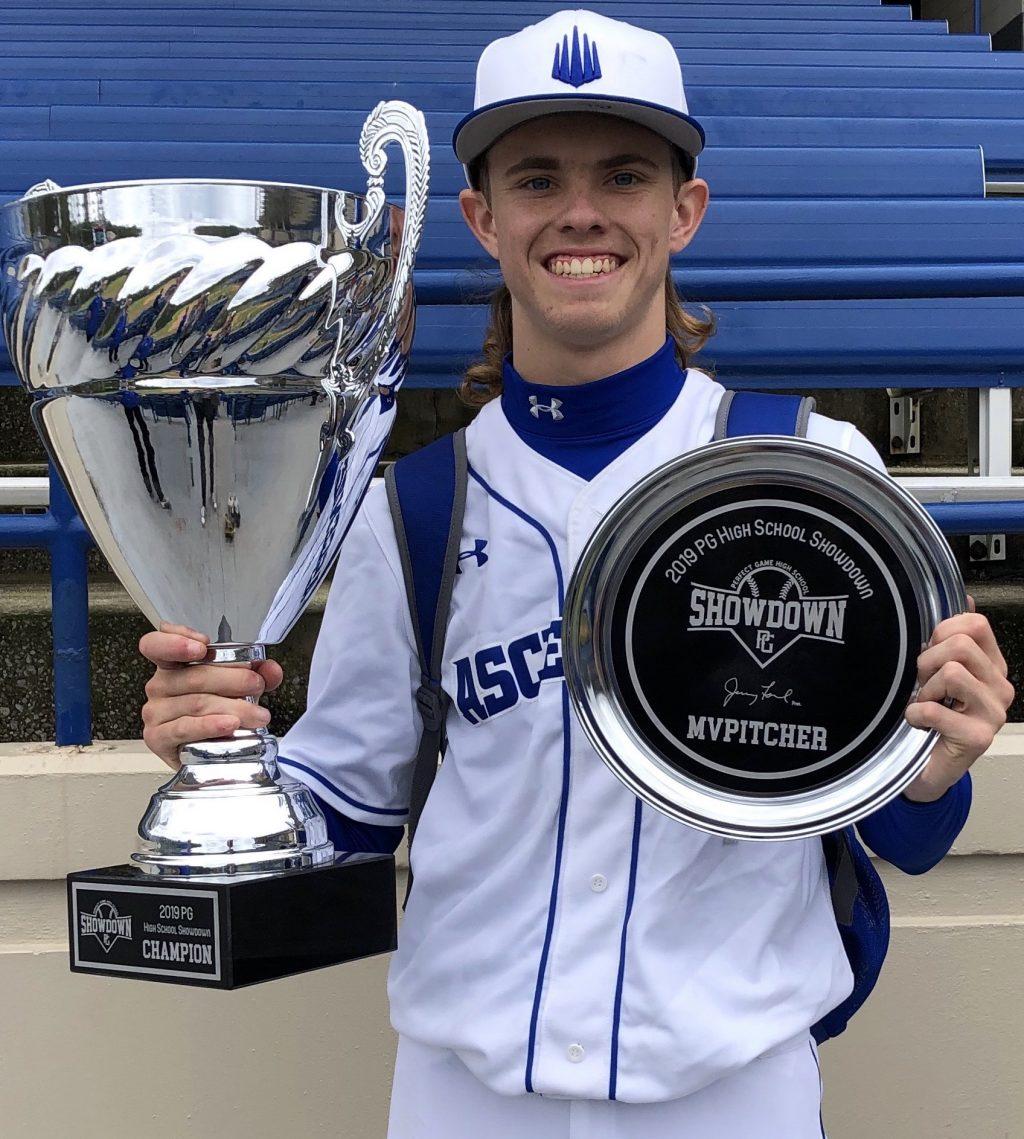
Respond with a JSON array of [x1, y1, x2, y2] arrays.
[[502, 155, 560, 178], [598, 153, 660, 171], [501, 152, 662, 179]]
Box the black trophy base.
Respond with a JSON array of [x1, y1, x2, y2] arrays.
[[67, 853, 397, 989]]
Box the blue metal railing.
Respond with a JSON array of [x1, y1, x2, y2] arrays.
[[1, 465, 93, 744]]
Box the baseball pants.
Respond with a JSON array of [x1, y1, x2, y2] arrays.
[[386, 1032, 828, 1138]]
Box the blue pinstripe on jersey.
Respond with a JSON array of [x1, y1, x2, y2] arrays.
[[609, 796, 644, 1099], [467, 464, 570, 1096]]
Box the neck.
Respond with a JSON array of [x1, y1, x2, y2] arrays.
[[498, 336, 686, 480], [509, 302, 668, 387]]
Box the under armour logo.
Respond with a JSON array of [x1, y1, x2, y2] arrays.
[[552, 26, 601, 88], [456, 539, 489, 573], [529, 396, 564, 421]]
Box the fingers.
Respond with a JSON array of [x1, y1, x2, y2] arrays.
[[926, 612, 1007, 678], [143, 714, 243, 770], [138, 623, 285, 770], [253, 658, 285, 693], [143, 693, 271, 734], [917, 631, 1011, 696], [913, 659, 1009, 727], [144, 660, 269, 702], [140, 629, 210, 670], [904, 699, 997, 758], [159, 621, 209, 641], [908, 613, 1014, 772], [142, 695, 272, 770]]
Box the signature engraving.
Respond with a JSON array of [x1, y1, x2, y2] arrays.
[[723, 677, 802, 709]]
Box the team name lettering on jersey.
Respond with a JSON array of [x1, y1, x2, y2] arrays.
[[454, 619, 563, 723]]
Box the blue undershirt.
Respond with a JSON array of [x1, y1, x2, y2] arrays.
[[500, 335, 686, 481], [300, 334, 971, 871]]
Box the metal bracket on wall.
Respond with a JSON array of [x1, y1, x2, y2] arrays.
[[967, 387, 1013, 561], [888, 390, 921, 455], [969, 533, 1006, 562]]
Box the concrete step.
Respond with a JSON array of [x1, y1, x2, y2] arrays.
[[0, 462, 45, 478], [0, 573, 1022, 743]]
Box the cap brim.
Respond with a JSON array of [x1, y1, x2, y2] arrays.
[[453, 93, 706, 171]]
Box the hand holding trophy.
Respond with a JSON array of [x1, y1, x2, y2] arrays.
[[0, 102, 430, 988]]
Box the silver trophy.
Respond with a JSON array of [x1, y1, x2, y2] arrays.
[[0, 101, 430, 987]]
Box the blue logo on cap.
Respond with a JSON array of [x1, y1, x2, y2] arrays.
[[552, 26, 601, 88]]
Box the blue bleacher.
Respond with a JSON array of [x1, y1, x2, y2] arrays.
[[0, 142, 987, 199], [1, 0, 1023, 395]]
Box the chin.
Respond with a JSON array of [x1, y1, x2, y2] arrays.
[[546, 312, 631, 349]]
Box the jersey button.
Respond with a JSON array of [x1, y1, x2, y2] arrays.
[[567, 1043, 585, 1063], [590, 874, 608, 893]]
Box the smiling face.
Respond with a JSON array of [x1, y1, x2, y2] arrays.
[[459, 112, 709, 384]]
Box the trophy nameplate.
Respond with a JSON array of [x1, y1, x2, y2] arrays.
[[69, 855, 396, 990]]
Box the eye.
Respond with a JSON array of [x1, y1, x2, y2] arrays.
[[522, 176, 552, 191], [611, 171, 641, 187]]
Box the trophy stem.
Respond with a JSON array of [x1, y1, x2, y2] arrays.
[[131, 640, 334, 876], [203, 642, 266, 666]]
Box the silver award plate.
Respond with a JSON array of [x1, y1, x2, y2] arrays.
[[563, 437, 966, 840]]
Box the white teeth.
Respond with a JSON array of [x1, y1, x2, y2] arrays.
[[548, 256, 620, 277]]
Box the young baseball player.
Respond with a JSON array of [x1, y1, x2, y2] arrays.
[[139, 11, 1014, 1137]]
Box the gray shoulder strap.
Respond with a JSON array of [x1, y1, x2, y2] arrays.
[[385, 428, 469, 908]]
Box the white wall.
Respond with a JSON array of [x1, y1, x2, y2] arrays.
[[1, 733, 1021, 1138]]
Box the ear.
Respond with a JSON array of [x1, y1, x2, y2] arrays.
[[459, 187, 501, 260], [668, 178, 709, 256]]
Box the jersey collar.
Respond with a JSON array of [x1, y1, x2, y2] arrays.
[[500, 336, 684, 440]]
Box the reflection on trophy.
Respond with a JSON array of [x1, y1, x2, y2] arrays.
[[0, 101, 430, 988]]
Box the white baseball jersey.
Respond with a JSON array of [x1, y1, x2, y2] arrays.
[[277, 361, 886, 1105], [385, 1031, 829, 1138]]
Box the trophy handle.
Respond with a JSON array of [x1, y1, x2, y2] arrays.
[[293, 103, 429, 548], [335, 99, 430, 391], [21, 179, 62, 199]]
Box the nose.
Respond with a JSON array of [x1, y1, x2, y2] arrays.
[[557, 185, 607, 235]]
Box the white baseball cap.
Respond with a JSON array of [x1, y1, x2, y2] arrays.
[[453, 9, 705, 185]]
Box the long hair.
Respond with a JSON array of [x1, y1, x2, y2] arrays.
[[459, 272, 717, 408]]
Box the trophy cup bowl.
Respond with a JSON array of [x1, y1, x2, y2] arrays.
[[0, 101, 430, 987]]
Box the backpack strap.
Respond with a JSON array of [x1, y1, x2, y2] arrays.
[[821, 827, 857, 927], [717, 389, 858, 927], [385, 428, 468, 907], [714, 390, 816, 441]]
